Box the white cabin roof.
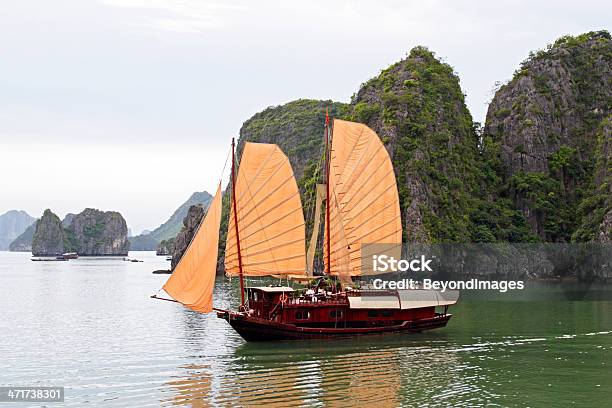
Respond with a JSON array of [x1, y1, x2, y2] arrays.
[[348, 289, 459, 310], [348, 295, 400, 309], [398, 289, 459, 309], [248, 286, 294, 293]]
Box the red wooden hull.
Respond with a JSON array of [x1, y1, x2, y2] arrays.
[[217, 310, 452, 341]]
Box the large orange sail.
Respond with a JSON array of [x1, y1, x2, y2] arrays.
[[225, 142, 306, 276], [325, 119, 402, 277], [163, 184, 222, 313]]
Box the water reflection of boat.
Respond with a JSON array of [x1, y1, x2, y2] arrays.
[[218, 336, 462, 406], [164, 313, 468, 407], [164, 364, 212, 408], [153, 113, 457, 341]]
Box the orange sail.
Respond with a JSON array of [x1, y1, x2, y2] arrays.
[[163, 184, 222, 313], [325, 119, 402, 277], [225, 142, 306, 276]]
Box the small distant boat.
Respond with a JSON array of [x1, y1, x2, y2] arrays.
[[31, 252, 77, 261], [166, 256, 172, 261], [31, 257, 68, 262], [123, 257, 143, 263]]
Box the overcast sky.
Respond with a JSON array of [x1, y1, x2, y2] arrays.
[[0, 0, 609, 234]]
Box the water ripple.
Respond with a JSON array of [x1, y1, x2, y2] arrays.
[[1, 252, 611, 407]]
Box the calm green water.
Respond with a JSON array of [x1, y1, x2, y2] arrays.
[[1, 251, 611, 407]]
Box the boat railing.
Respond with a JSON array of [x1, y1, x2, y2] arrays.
[[267, 296, 348, 319], [284, 297, 347, 306], [345, 289, 399, 297]]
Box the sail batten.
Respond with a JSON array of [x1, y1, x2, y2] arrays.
[[162, 184, 223, 313], [229, 204, 303, 240], [325, 119, 402, 277], [225, 142, 306, 277], [234, 172, 294, 211]]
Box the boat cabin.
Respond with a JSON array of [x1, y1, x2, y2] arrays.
[[247, 286, 294, 318], [244, 286, 458, 329]]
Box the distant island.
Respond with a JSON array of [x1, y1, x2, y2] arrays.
[[29, 208, 129, 256], [129, 191, 212, 251], [0, 210, 36, 250], [6, 191, 213, 258], [9, 222, 37, 252]]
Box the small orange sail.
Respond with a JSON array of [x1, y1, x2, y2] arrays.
[[163, 184, 222, 313], [225, 142, 306, 276], [325, 119, 402, 277]]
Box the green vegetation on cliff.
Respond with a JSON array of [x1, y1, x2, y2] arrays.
[[349, 46, 479, 241], [573, 116, 612, 242], [348, 46, 534, 243], [213, 31, 611, 257], [238, 99, 348, 202], [484, 30, 611, 242]]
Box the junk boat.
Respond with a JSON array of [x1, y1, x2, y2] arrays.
[[153, 113, 458, 341]]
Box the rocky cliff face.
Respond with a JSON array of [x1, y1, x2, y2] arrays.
[[32, 209, 65, 256], [484, 31, 612, 242], [226, 53, 534, 245], [347, 46, 483, 242], [574, 117, 612, 242], [62, 213, 75, 227], [594, 119, 612, 242], [0, 210, 36, 250], [66, 209, 130, 256], [171, 204, 205, 270], [31, 208, 129, 256]]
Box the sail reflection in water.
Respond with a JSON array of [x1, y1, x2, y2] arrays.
[[320, 349, 401, 407], [161, 333, 484, 407], [165, 365, 212, 408]]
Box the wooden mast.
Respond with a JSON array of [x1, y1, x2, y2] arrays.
[[325, 109, 331, 275], [231, 138, 246, 306]]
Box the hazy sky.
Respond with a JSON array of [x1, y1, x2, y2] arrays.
[[1, 0, 609, 233]]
